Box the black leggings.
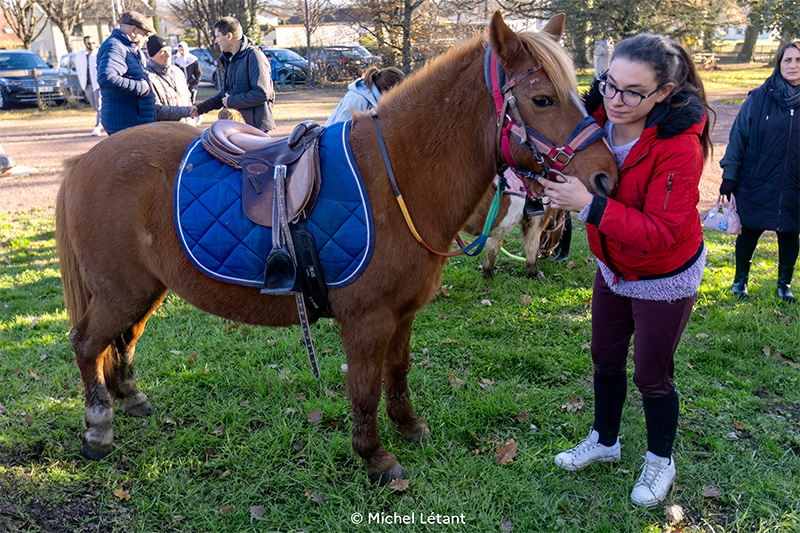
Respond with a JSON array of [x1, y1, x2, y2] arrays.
[[736, 226, 800, 268]]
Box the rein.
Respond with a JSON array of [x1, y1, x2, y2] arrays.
[[372, 114, 504, 257]]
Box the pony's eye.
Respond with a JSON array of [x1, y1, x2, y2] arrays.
[[532, 96, 554, 107]]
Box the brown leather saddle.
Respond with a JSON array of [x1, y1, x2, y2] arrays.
[[201, 119, 324, 226]]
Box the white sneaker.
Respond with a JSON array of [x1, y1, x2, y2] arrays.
[[554, 430, 621, 471], [91, 126, 102, 136], [630, 451, 675, 507]]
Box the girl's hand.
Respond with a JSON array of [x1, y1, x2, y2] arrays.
[[536, 175, 594, 212]]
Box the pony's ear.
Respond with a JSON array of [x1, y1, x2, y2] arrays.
[[541, 13, 566, 41], [489, 11, 524, 67]]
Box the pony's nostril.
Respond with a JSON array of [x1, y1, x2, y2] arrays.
[[592, 173, 612, 198]]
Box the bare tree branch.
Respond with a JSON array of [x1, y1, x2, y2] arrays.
[[1, 0, 48, 49]]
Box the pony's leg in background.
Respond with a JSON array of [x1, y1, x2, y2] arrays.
[[114, 294, 167, 417], [480, 235, 503, 278], [521, 215, 545, 278], [384, 314, 429, 444], [341, 312, 404, 483]]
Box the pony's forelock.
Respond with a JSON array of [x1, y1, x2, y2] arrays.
[[517, 30, 577, 105]]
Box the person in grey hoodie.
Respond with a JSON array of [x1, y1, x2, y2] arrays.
[[324, 66, 404, 126]]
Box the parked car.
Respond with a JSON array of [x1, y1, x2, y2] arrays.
[[0, 50, 71, 109], [57, 52, 88, 102], [259, 46, 309, 86], [172, 47, 221, 88], [309, 46, 381, 82]]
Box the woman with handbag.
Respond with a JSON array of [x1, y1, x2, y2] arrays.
[[536, 33, 713, 506], [719, 41, 800, 302]]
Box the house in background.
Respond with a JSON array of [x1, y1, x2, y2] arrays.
[[0, 16, 24, 49], [260, 10, 361, 48]]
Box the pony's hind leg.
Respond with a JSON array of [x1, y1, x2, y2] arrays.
[[521, 215, 545, 278], [110, 293, 167, 418], [480, 235, 503, 278], [341, 313, 404, 484], [384, 315, 429, 444]]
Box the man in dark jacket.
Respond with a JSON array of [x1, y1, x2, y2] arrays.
[[194, 17, 275, 132], [97, 11, 156, 135]]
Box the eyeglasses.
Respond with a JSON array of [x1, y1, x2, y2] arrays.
[[596, 74, 664, 107]]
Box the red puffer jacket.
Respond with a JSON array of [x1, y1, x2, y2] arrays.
[[584, 105, 706, 281]]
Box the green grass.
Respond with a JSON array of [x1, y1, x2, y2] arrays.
[[2, 208, 800, 532]]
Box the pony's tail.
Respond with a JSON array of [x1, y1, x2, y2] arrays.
[[56, 155, 91, 326]]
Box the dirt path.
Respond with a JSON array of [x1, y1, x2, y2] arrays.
[[0, 88, 745, 215]]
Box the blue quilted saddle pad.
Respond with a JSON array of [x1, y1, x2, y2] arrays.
[[175, 121, 374, 288]]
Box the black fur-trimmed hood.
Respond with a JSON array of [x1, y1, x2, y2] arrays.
[[582, 78, 706, 140]]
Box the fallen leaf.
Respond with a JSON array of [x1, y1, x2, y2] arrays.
[[448, 369, 464, 389], [580, 343, 590, 350], [727, 431, 739, 440], [389, 479, 410, 491], [664, 504, 684, 524], [441, 338, 458, 344], [479, 288, 492, 296], [582, 297, 591, 308], [417, 359, 430, 367], [295, 393, 307, 401], [440, 286, 450, 297], [224, 323, 241, 331], [39, 354, 47, 360], [186, 352, 199, 365], [521, 295, 532, 306], [567, 261, 577, 270], [763, 345, 771, 356], [240, 400, 250, 407], [250, 505, 265, 519], [0, 403, 5, 415], [292, 438, 305, 452], [340, 364, 348, 373], [24, 413, 33, 425], [286, 407, 299, 414], [28, 317, 39, 329], [211, 424, 224, 435], [324, 388, 336, 397], [732, 422, 745, 431], [696, 333, 709, 338], [203, 368, 211, 375], [480, 299, 492, 306], [480, 378, 495, 386], [703, 485, 722, 498], [616, 468, 630, 475], [496, 439, 518, 465], [172, 515, 185, 522], [501, 518, 513, 532], [560, 394, 585, 413], [304, 489, 326, 504], [516, 409, 529, 423], [28, 369, 41, 381], [218, 470, 231, 479], [307, 408, 324, 424], [205, 447, 216, 460], [220, 505, 235, 514], [169, 349, 182, 355], [113, 488, 131, 501]]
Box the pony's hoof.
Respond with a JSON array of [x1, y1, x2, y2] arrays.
[[82, 441, 113, 461], [407, 424, 430, 444], [369, 462, 404, 485], [122, 401, 154, 418]]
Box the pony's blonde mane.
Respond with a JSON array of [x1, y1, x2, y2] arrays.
[[516, 30, 577, 104], [383, 29, 577, 109]]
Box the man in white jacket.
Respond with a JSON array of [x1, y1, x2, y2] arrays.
[[75, 35, 103, 136]]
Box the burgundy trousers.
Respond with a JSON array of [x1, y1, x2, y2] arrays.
[[591, 270, 696, 397]]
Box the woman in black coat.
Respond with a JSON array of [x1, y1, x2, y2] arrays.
[[719, 41, 800, 302]]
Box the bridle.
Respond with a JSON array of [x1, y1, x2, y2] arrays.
[[484, 45, 606, 185], [372, 44, 606, 257]]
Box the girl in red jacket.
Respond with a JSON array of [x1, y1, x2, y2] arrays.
[[539, 34, 713, 507]]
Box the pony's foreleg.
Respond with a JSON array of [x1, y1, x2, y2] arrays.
[[384, 315, 429, 444], [480, 235, 503, 278], [113, 296, 165, 418], [521, 215, 545, 279], [341, 314, 404, 484]]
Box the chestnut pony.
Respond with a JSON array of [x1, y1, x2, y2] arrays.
[[56, 13, 617, 483]]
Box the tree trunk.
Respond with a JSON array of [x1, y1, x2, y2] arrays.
[[149, 0, 159, 35], [737, 24, 759, 62], [60, 20, 74, 53]]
